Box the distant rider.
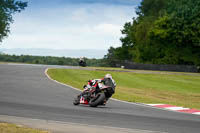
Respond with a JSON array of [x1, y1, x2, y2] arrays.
[[79, 57, 86, 67]]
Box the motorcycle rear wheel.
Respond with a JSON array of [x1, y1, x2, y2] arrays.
[[89, 92, 105, 107]]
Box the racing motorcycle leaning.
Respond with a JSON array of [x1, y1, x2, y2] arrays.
[[73, 80, 112, 107]]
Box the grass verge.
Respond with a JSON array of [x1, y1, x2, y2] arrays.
[[47, 68, 200, 109], [0, 123, 50, 133]]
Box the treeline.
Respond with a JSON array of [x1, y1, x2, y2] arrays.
[[104, 0, 200, 67], [0, 54, 107, 67]]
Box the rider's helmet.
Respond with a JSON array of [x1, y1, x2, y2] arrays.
[[104, 74, 112, 79], [79, 56, 84, 61]]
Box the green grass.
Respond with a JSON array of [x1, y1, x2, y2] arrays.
[[47, 68, 200, 109], [89, 66, 200, 75], [0, 123, 50, 133]]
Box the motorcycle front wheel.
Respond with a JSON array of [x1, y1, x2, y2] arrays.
[[73, 96, 80, 105], [89, 92, 105, 107]]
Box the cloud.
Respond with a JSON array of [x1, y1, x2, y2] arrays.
[[93, 23, 122, 36], [1, 2, 137, 50]]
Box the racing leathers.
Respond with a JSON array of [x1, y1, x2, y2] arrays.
[[86, 77, 116, 100]]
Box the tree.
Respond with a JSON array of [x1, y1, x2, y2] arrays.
[[119, 21, 136, 61], [136, 0, 167, 18], [0, 0, 27, 43], [117, 0, 168, 63], [105, 0, 200, 66], [149, 0, 200, 65], [103, 47, 120, 67]]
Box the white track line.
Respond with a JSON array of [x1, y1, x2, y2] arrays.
[[165, 107, 189, 111], [193, 112, 200, 115], [45, 68, 81, 92], [146, 104, 165, 106]]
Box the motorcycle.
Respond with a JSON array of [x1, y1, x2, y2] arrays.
[[79, 60, 86, 67], [73, 80, 110, 107]]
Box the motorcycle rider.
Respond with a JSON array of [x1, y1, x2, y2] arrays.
[[85, 74, 116, 104], [79, 57, 86, 67], [101, 74, 116, 99]]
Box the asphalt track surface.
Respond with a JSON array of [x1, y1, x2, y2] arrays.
[[0, 64, 200, 133]]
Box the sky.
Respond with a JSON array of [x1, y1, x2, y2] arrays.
[[0, 0, 140, 51]]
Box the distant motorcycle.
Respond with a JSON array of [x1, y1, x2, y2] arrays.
[[79, 57, 86, 67], [79, 60, 86, 67], [73, 80, 110, 107]]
